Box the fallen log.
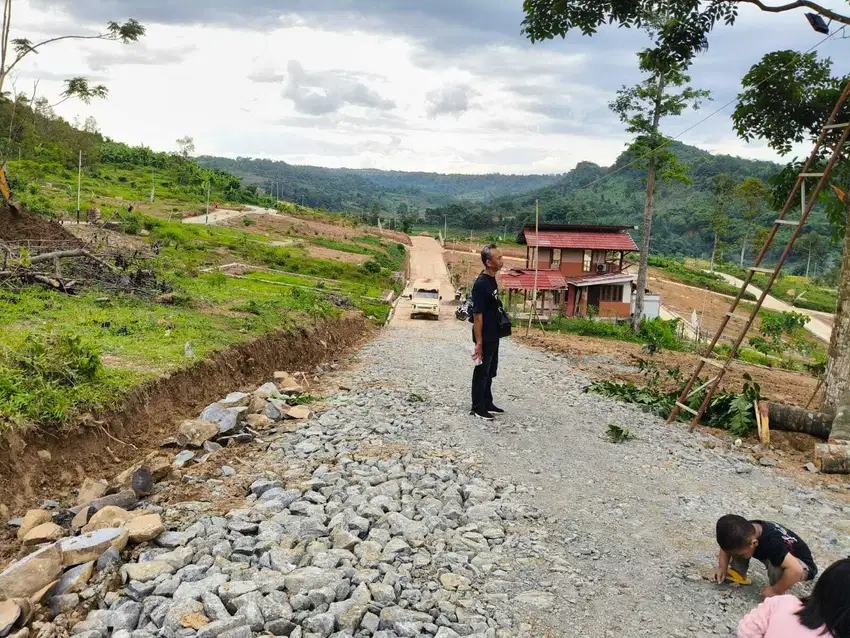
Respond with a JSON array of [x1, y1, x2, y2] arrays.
[[29, 248, 117, 274], [815, 443, 850, 473], [767, 403, 834, 440]]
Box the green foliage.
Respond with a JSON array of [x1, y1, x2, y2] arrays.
[[760, 310, 810, 341], [288, 393, 315, 405], [587, 367, 764, 437], [0, 332, 133, 429], [607, 423, 635, 443], [362, 260, 382, 274], [639, 317, 681, 354]]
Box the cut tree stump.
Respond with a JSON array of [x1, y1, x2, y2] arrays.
[[815, 443, 850, 473]]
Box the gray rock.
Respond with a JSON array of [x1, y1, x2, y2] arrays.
[[222, 466, 236, 477], [197, 619, 245, 638], [805, 462, 820, 474], [97, 547, 122, 571], [303, 612, 335, 636], [173, 451, 195, 468], [156, 531, 195, 548], [71, 620, 107, 637], [378, 607, 433, 631], [759, 458, 777, 467], [173, 574, 230, 601], [200, 404, 248, 435], [235, 600, 264, 632], [218, 627, 252, 638], [202, 593, 232, 622], [264, 620, 296, 636], [163, 600, 205, 633], [284, 568, 345, 595], [258, 593, 292, 623], [218, 582, 259, 604]]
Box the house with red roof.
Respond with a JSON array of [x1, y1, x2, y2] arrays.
[[498, 224, 640, 319]]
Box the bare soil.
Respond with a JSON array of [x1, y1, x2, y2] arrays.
[[647, 270, 763, 339], [0, 205, 82, 246], [514, 330, 817, 407], [444, 241, 525, 259], [304, 245, 370, 264], [444, 249, 526, 289], [224, 212, 411, 247], [0, 314, 371, 522]]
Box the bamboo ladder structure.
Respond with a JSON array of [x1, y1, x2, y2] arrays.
[[667, 80, 850, 431]]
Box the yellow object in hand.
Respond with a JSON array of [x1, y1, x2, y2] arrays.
[[726, 568, 752, 585]]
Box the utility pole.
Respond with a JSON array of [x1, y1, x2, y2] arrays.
[[76, 150, 82, 223], [444, 215, 447, 248], [205, 179, 211, 224], [526, 199, 540, 336]]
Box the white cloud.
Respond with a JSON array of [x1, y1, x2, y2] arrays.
[[11, 0, 850, 174]]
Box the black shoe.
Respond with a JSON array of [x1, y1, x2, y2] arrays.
[[487, 405, 505, 414], [470, 409, 495, 421]]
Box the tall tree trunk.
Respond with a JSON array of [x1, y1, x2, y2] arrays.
[[806, 249, 812, 279], [710, 231, 719, 273], [824, 198, 850, 411], [631, 73, 665, 333], [740, 230, 750, 268], [631, 152, 657, 331]]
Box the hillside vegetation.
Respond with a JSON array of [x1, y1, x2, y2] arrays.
[[196, 155, 562, 213], [0, 96, 405, 431]]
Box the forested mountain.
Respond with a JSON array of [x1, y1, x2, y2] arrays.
[[196, 155, 562, 212], [422, 142, 842, 273]]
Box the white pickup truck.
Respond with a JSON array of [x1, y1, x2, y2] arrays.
[[409, 279, 441, 320]]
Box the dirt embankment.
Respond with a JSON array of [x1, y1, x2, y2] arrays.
[[0, 205, 83, 246], [225, 213, 411, 247], [0, 314, 371, 515]]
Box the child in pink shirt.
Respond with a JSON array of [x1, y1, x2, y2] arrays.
[[738, 558, 850, 638]]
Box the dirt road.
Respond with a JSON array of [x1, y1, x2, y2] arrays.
[[712, 271, 833, 342], [182, 205, 271, 225], [391, 236, 457, 326]]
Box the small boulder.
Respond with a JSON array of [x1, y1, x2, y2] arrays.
[[125, 514, 165, 544], [174, 451, 196, 468], [200, 404, 247, 435], [0, 600, 21, 638], [37, 450, 52, 462], [59, 528, 128, 567], [120, 561, 174, 583], [0, 543, 63, 599], [254, 382, 279, 399], [131, 468, 154, 497], [245, 414, 273, 430], [22, 522, 65, 546], [71, 490, 137, 516], [285, 406, 312, 420], [76, 479, 109, 506], [219, 392, 250, 408], [55, 562, 95, 595], [16, 510, 52, 541], [176, 420, 219, 448], [274, 372, 303, 394], [71, 507, 95, 532], [83, 507, 132, 533]]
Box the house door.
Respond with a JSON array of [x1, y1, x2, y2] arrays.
[[587, 286, 601, 312]]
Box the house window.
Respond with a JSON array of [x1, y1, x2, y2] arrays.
[[551, 248, 562, 268], [582, 250, 592, 272], [600, 285, 624, 302]]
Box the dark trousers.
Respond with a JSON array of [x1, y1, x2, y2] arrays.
[[471, 340, 499, 412]]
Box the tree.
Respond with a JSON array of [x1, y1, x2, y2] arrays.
[[608, 27, 710, 331], [797, 231, 828, 279], [710, 173, 737, 272], [396, 202, 409, 217], [83, 116, 100, 135], [521, 1, 850, 69], [176, 136, 195, 159], [736, 176, 769, 267], [732, 49, 850, 411], [0, 3, 144, 97]]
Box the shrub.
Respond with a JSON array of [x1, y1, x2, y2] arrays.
[[362, 260, 381, 274]]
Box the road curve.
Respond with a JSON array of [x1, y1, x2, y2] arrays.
[[710, 271, 833, 342]]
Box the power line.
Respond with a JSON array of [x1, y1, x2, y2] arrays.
[[572, 25, 847, 195]]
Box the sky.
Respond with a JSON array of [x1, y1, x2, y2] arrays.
[[10, 0, 850, 175]]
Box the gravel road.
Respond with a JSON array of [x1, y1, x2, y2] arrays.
[[26, 244, 850, 638], [347, 316, 850, 637]]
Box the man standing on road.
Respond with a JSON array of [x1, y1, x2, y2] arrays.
[[471, 243, 505, 421]]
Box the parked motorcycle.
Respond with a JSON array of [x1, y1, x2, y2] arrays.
[[455, 299, 472, 321]]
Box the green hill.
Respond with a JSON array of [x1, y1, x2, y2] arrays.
[[196, 155, 563, 213], [421, 142, 841, 275]]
